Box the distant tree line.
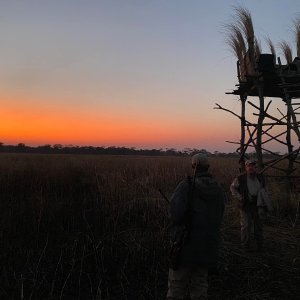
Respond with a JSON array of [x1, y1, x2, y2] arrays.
[[0, 142, 281, 158]]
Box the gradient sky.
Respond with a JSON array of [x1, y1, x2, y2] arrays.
[[1, 0, 300, 152]]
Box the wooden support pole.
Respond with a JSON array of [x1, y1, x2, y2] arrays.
[[248, 101, 287, 125], [286, 97, 294, 177], [261, 131, 287, 146], [255, 80, 265, 170], [240, 95, 247, 171], [259, 147, 300, 174]]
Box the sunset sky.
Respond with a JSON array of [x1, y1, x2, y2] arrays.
[[1, 0, 299, 152]]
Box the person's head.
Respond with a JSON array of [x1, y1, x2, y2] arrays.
[[245, 159, 257, 175], [192, 153, 209, 172]]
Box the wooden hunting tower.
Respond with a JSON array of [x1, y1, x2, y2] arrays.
[[217, 50, 300, 178]]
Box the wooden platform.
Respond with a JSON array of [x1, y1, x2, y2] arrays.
[[228, 56, 300, 99]]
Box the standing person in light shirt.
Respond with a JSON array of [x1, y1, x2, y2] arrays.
[[230, 159, 272, 252]]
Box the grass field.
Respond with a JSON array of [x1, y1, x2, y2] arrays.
[[0, 153, 299, 299]]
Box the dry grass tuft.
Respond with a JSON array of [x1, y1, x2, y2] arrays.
[[265, 37, 276, 57], [294, 17, 300, 58], [279, 41, 293, 64], [234, 6, 254, 42]]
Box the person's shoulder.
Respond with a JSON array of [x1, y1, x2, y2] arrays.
[[176, 177, 190, 189], [236, 172, 247, 181]]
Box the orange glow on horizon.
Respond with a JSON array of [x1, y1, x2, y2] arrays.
[[0, 98, 237, 149]]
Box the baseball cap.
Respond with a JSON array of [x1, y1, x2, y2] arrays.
[[192, 153, 209, 167]]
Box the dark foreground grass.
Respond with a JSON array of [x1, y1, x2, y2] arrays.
[[0, 153, 299, 299]]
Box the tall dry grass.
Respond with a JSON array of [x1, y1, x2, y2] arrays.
[[0, 153, 297, 299]]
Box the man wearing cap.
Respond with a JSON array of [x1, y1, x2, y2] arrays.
[[166, 153, 226, 300], [230, 159, 265, 251]]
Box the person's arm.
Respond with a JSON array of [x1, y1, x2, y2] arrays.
[[230, 177, 242, 202], [169, 179, 189, 225]]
